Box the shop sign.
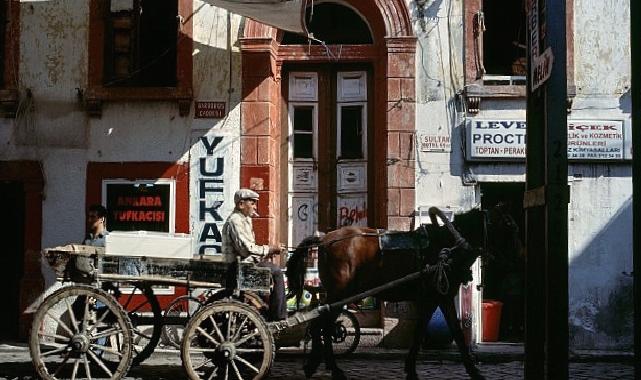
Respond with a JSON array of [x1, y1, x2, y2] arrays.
[[193, 135, 226, 255], [105, 183, 171, 232], [191, 132, 239, 256], [194, 101, 226, 119], [466, 119, 626, 161], [420, 134, 451, 152], [567, 120, 624, 159], [466, 120, 527, 160]]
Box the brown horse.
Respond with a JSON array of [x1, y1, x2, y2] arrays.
[[286, 206, 522, 380]]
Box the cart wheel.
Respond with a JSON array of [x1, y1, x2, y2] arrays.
[[330, 310, 361, 356], [162, 295, 202, 349], [29, 285, 133, 380], [181, 301, 274, 380], [115, 282, 162, 366], [304, 309, 361, 357]]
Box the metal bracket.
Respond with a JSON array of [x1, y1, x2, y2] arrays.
[[523, 184, 570, 209]]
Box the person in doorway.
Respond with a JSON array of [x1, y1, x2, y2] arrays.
[[222, 189, 287, 321]]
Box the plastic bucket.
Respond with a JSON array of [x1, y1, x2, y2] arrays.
[[482, 300, 503, 342]]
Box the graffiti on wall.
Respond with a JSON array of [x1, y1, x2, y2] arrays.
[[336, 195, 367, 227]]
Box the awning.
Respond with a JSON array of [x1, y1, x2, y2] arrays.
[[208, 0, 309, 35]]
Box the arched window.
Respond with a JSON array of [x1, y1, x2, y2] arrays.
[[281, 3, 373, 45]]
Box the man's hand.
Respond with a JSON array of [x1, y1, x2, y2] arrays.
[[267, 244, 286, 258]]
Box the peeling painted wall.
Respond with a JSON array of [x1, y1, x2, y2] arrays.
[[1, 1, 244, 254], [412, 0, 632, 350]]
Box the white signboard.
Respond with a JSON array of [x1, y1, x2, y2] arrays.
[[466, 119, 626, 161], [466, 120, 527, 159], [567, 120, 625, 160], [190, 132, 240, 256], [420, 134, 452, 152]]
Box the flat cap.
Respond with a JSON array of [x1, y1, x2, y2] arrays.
[[234, 188, 260, 204]]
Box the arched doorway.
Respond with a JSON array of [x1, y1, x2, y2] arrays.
[[239, 0, 416, 252]]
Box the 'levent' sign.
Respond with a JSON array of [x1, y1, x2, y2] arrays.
[[466, 119, 626, 161]]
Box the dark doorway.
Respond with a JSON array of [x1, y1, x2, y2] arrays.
[[0, 182, 25, 340], [480, 182, 525, 342]]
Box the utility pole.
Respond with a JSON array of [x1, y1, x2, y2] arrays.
[[631, 0, 640, 376], [524, 0, 568, 378]]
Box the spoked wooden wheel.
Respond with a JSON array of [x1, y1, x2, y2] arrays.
[[181, 301, 274, 380], [329, 310, 361, 356], [114, 282, 162, 365], [29, 285, 133, 380], [304, 309, 361, 357], [162, 295, 202, 349]]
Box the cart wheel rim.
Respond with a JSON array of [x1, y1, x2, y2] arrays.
[[29, 285, 134, 380], [181, 301, 274, 380], [113, 282, 162, 365]]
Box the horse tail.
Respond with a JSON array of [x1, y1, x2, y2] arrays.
[[286, 235, 321, 310]]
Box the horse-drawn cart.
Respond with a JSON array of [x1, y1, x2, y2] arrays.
[[32, 245, 372, 380]]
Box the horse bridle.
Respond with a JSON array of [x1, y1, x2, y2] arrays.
[[427, 207, 472, 251]]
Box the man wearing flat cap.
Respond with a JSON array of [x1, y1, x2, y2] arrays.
[[222, 188, 287, 321]]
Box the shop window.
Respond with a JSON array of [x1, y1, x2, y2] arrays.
[[102, 179, 176, 233], [103, 0, 178, 87], [87, 0, 193, 117], [281, 3, 373, 45]]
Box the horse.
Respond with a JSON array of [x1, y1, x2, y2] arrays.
[[286, 206, 522, 380]]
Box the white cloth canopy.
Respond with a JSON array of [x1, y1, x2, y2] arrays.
[[208, 0, 309, 35]]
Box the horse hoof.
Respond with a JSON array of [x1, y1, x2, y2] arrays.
[[303, 362, 319, 378], [406, 373, 419, 380], [331, 368, 348, 380]]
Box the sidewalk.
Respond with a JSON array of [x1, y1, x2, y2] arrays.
[[2, 339, 634, 363]]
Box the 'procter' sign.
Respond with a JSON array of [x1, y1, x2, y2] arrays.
[[466, 120, 527, 160], [466, 119, 627, 161]]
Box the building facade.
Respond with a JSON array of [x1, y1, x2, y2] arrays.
[[0, 0, 632, 350]]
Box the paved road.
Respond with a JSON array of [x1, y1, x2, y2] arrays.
[[0, 349, 634, 379]]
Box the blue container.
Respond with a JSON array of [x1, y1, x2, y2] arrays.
[[425, 307, 453, 347]]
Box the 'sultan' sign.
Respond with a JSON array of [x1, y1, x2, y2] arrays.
[[195, 101, 226, 119]]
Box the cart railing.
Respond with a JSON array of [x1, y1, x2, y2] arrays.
[[43, 244, 271, 293]]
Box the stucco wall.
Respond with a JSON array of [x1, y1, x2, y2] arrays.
[[0, 1, 244, 249], [412, 0, 633, 350]]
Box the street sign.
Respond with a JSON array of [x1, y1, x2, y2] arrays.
[[194, 101, 226, 119], [532, 47, 554, 91], [528, 0, 554, 91]]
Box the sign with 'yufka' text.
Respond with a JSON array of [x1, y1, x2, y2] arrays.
[[466, 119, 627, 161], [190, 132, 240, 256]]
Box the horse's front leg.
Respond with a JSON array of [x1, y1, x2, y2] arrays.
[[303, 318, 324, 378], [321, 310, 347, 380], [405, 300, 436, 380], [441, 299, 485, 380]]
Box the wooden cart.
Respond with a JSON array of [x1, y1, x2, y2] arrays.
[[31, 244, 424, 380]]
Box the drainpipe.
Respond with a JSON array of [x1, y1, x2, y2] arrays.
[[631, 0, 640, 375]]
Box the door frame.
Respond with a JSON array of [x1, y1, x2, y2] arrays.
[[239, 1, 417, 259], [0, 161, 44, 338]]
